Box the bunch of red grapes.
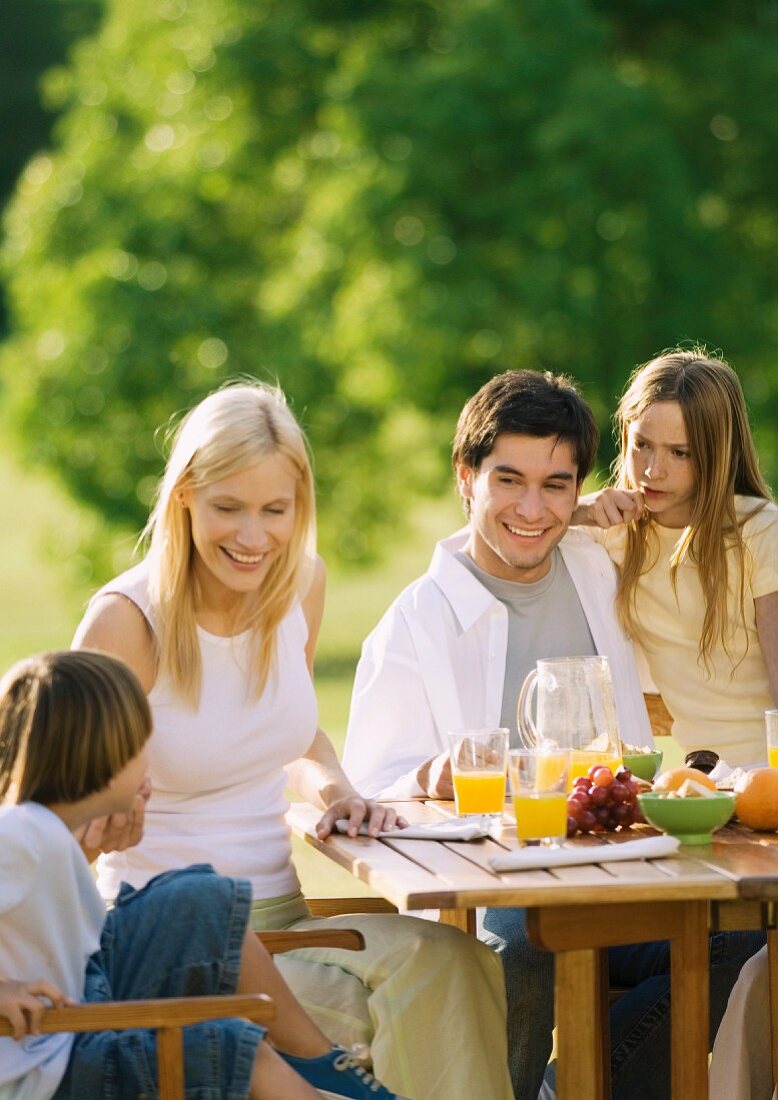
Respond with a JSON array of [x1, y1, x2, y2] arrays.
[[566, 765, 644, 837]]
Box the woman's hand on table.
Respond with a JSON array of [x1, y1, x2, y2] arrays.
[[316, 797, 408, 840]]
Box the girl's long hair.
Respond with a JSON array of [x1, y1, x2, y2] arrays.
[[613, 348, 772, 671], [143, 381, 316, 705]]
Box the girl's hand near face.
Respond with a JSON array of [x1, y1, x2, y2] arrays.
[[0, 980, 73, 1039], [573, 488, 646, 529]]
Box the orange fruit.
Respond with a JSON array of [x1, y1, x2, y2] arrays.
[[735, 768, 778, 832], [653, 766, 717, 793]]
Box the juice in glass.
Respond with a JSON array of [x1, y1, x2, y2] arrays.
[[767, 711, 778, 769], [512, 792, 567, 843], [447, 728, 509, 819], [508, 748, 569, 846], [567, 750, 623, 788], [453, 771, 507, 815]]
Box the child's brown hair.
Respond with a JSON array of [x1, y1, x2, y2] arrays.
[[0, 650, 151, 805]]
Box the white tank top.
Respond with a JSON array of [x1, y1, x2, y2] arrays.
[[95, 562, 318, 901]]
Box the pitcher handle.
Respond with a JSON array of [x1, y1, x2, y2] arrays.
[[517, 668, 540, 749]]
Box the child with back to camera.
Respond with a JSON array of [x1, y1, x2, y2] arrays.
[[0, 650, 408, 1100]]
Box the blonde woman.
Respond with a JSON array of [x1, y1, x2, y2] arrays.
[[577, 348, 778, 765], [73, 381, 512, 1100]]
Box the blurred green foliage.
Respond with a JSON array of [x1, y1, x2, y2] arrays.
[[0, 0, 102, 331], [1, 0, 777, 570]]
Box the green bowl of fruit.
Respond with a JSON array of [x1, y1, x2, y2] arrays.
[[622, 749, 664, 782], [636, 790, 736, 845]]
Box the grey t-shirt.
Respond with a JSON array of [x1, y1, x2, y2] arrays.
[[455, 548, 596, 745]]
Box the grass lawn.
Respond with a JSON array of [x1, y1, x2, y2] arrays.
[[0, 447, 683, 897]]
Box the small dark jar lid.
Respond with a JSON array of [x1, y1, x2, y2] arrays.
[[684, 750, 720, 775]]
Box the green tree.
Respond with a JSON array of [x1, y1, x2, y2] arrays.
[[0, 0, 102, 333], [1, 0, 776, 572]]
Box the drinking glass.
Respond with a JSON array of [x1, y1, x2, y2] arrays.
[[509, 749, 569, 846], [447, 728, 509, 820], [766, 710, 778, 768], [517, 655, 622, 787]]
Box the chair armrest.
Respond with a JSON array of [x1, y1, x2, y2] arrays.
[[0, 994, 275, 1035], [305, 897, 398, 918], [643, 693, 673, 739], [257, 929, 365, 954], [255, 897, 398, 953]]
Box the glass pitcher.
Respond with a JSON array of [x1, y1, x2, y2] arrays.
[[516, 655, 622, 785]]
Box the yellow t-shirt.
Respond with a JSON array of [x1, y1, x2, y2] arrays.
[[588, 497, 778, 766]]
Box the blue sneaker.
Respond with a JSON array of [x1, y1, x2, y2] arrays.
[[280, 1045, 408, 1099]]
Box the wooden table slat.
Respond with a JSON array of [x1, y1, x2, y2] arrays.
[[382, 837, 502, 889]]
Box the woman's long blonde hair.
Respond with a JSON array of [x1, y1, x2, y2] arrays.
[[143, 381, 316, 704], [613, 348, 772, 671]]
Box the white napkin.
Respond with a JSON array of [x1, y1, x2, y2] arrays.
[[334, 819, 492, 841], [489, 834, 680, 872]]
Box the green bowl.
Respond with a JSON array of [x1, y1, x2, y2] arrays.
[[622, 750, 664, 782], [637, 791, 736, 845]]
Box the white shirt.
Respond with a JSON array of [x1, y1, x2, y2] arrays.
[[94, 562, 318, 901], [0, 803, 105, 1100], [343, 528, 652, 798]]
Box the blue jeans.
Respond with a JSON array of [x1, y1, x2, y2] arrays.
[[482, 905, 764, 1100], [52, 865, 264, 1100], [606, 929, 765, 1100]]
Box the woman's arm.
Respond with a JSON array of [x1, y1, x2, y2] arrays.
[[71, 596, 156, 859], [755, 591, 778, 707], [287, 557, 407, 839], [72, 594, 157, 692]]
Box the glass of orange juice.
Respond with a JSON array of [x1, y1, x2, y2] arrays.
[[508, 749, 569, 847], [766, 711, 778, 768], [447, 728, 509, 821]]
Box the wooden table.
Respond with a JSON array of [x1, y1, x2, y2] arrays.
[[288, 800, 778, 1100]]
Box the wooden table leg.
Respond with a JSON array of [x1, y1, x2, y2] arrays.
[[439, 907, 476, 935], [670, 900, 708, 1100], [530, 899, 715, 1100], [555, 947, 610, 1100]]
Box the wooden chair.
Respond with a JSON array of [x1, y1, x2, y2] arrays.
[[643, 692, 673, 739], [0, 922, 374, 1100], [0, 994, 274, 1100]]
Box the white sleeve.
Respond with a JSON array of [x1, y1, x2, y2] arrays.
[[342, 608, 443, 800], [0, 823, 36, 914]]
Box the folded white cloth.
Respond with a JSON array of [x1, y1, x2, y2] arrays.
[[334, 819, 492, 841], [489, 834, 680, 872]]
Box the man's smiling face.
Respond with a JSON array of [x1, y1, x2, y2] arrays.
[[457, 433, 580, 583]]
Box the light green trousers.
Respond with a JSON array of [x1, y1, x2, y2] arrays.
[[252, 893, 513, 1100]]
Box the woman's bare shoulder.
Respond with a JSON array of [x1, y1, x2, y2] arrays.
[[73, 593, 157, 692]]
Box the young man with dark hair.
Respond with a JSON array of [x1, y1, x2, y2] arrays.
[[343, 369, 760, 1100], [344, 370, 651, 1098]]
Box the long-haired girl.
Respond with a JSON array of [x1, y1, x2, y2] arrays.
[[578, 348, 778, 765]]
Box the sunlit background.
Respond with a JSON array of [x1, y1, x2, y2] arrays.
[[1, 5, 776, 886]]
